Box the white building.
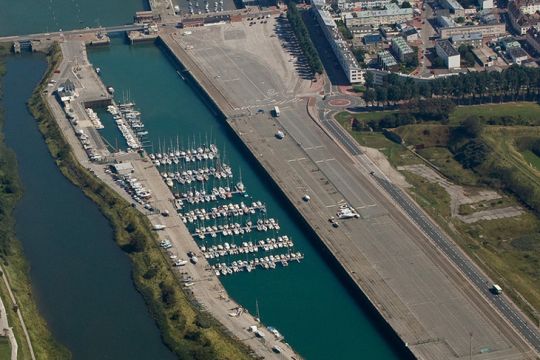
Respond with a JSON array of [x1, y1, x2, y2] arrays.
[[478, 0, 494, 9], [435, 39, 461, 68], [315, 8, 365, 83], [344, 4, 413, 27]]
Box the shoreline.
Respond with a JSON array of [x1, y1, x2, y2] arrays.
[[0, 45, 70, 359], [32, 41, 292, 359]]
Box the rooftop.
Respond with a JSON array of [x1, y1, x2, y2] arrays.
[[392, 36, 414, 54], [378, 50, 398, 66], [438, 15, 458, 28], [348, 4, 413, 18], [364, 33, 383, 43], [443, 0, 464, 10], [436, 39, 460, 56], [507, 46, 529, 58], [451, 32, 483, 41], [317, 9, 361, 69]]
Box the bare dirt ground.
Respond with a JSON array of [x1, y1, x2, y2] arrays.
[[398, 164, 524, 223], [362, 146, 411, 188]]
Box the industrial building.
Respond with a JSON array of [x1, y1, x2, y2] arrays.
[[315, 8, 365, 83], [436, 39, 461, 68], [344, 4, 413, 27], [507, 47, 529, 64], [391, 36, 414, 61]]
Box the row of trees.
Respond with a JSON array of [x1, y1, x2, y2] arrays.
[[287, 2, 323, 74], [364, 65, 540, 105]]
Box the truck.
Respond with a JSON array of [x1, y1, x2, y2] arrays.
[[273, 106, 280, 117], [491, 284, 503, 295]]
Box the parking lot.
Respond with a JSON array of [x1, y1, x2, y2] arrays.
[[171, 15, 313, 110]]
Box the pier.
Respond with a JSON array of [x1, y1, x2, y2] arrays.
[[159, 19, 539, 360]]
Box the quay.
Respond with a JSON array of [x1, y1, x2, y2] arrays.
[[158, 17, 539, 360], [42, 36, 300, 359]]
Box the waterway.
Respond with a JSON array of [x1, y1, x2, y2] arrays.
[[0, 0, 148, 36], [1, 54, 174, 360], [88, 37, 409, 360]]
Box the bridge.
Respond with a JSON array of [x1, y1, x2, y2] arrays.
[[0, 24, 148, 43]]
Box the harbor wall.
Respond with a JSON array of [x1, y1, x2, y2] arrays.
[[157, 35, 415, 359]]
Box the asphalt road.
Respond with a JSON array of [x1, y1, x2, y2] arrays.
[[0, 24, 146, 42], [373, 174, 540, 354], [319, 109, 363, 156]]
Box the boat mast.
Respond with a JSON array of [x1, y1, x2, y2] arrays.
[[255, 299, 260, 322]]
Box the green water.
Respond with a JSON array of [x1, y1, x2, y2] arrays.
[[0, 0, 148, 36], [1, 54, 174, 360], [89, 37, 410, 360]]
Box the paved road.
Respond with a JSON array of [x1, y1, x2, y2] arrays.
[[374, 176, 540, 353], [0, 24, 146, 43]]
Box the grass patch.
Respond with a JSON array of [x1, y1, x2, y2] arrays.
[[520, 150, 540, 171], [335, 110, 397, 126], [402, 172, 451, 218], [0, 337, 10, 359], [28, 43, 253, 360], [450, 102, 540, 125], [394, 124, 449, 148], [458, 197, 515, 216], [416, 147, 478, 186]]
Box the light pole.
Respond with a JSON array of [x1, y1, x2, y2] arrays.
[[469, 331, 473, 360]]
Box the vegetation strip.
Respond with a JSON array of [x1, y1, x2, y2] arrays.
[[29, 44, 254, 360], [0, 43, 71, 360], [286, 2, 323, 74], [363, 65, 540, 105]]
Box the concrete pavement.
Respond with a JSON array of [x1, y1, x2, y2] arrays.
[[162, 18, 538, 359]]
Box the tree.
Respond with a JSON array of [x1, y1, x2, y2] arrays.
[[364, 88, 376, 104], [365, 71, 374, 88], [454, 139, 489, 168], [461, 116, 484, 138], [401, 1, 412, 7], [375, 86, 387, 105]]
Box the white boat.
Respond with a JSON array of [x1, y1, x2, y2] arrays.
[[152, 224, 166, 230]]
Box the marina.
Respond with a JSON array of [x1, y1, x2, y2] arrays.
[[87, 37, 407, 359], [102, 95, 305, 278], [1, 54, 174, 360]]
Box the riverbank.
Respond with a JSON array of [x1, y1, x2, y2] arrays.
[[28, 43, 254, 360], [0, 44, 70, 359]]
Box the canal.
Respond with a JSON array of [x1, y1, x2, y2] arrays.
[[1, 53, 174, 360], [0, 0, 149, 36], [88, 37, 409, 359]]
